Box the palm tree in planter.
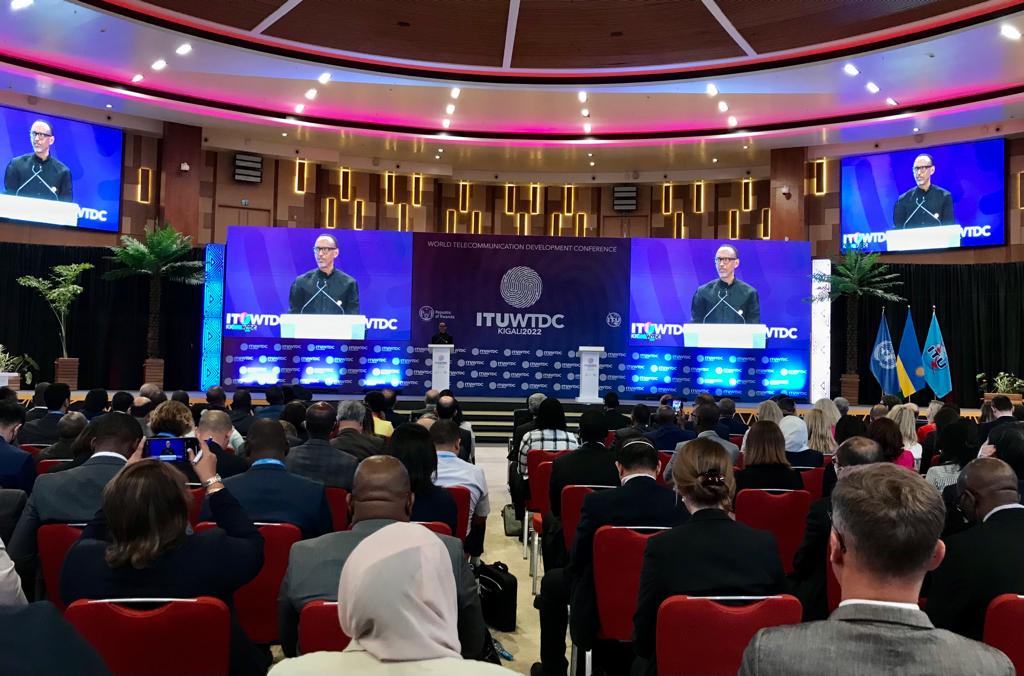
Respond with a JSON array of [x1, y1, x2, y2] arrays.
[[17, 263, 94, 389], [811, 246, 904, 404], [104, 224, 204, 388]]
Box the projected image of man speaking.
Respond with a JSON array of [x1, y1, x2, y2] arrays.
[[3, 119, 74, 201], [289, 233, 361, 314], [690, 243, 760, 324], [892, 153, 955, 228]]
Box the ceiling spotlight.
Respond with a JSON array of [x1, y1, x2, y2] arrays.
[[843, 63, 859, 76], [450, 87, 461, 99], [1001, 23, 1021, 40], [10, 0, 33, 10], [742, 145, 748, 150], [304, 88, 317, 100], [583, 122, 592, 133], [151, 59, 167, 71], [712, 158, 719, 163], [438, 148, 444, 153], [865, 81, 880, 94], [581, 108, 590, 117], [578, 91, 588, 103], [589, 161, 595, 167], [587, 152, 593, 157], [442, 118, 451, 128], [318, 72, 331, 85], [131, 74, 144, 83], [435, 154, 441, 159], [913, 127, 920, 133], [294, 103, 305, 113], [885, 97, 898, 106], [445, 103, 455, 115], [727, 116, 737, 127], [706, 83, 718, 97], [175, 43, 192, 56], [717, 100, 729, 113], [105, 103, 112, 109]]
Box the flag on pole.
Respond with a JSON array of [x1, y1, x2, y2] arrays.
[[922, 310, 952, 398], [896, 308, 926, 397], [870, 311, 900, 396]]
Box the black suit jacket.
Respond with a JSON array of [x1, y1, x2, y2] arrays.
[[735, 463, 805, 492], [0, 602, 110, 675], [286, 438, 358, 489], [548, 442, 619, 517], [720, 416, 749, 437], [927, 507, 1024, 640], [979, 416, 1016, 444], [633, 508, 786, 658], [17, 412, 62, 446], [792, 496, 832, 620], [602, 410, 631, 432], [329, 428, 383, 462], [512, 408, 533, 430], [511, 420, 537, 462]]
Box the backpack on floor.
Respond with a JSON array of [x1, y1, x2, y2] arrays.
[[477, 560, 517, 632]]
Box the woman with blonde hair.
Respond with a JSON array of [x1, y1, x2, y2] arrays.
[[741, 400, 783, 451], [888, 404, 924, 466], [791, 409, 833, 468], [736, 421, 804, 492], [813, 398, 842, 430]]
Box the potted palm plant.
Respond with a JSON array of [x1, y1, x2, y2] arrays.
[[811, 246, 905, 404], [17, 263, 94, 389], [103, 224, 205, 388]]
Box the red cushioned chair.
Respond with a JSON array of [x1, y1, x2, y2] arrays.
[[796, 466, 825, 502], [325, 487, 350, 532], [196, 521, 301, 644], [528, 460, 557, 594], [656, 595, 803, 675], [187, 486, 205, 528], [299, 600, 352, 654], [984, 594, 1024, 674], [523, 449, 570, 559], [36, 458, 72, 474], [37, 523, 83, 611], [19, 444, 46, 457], [604, 431, 616, 447], [657, 452, 673, 486], [66, 597, 230, 676], [735, 451, 746, 471], [414, 521, 453, 536], [593, 525, 671, 641], [443, 484, 471, 543], [735, 489, 811, 574], [561, 485, 597, 551], [730, 434, 744, 447]]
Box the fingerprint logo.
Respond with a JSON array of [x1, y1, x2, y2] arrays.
[[500, 266, 543, 308]]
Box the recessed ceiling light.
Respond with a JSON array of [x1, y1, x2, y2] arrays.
[[450, 87, 461, 99], [435, 154, 440, 159], [281, 132, 287, 137], [105, 103, 112, 109], [1001, 23, 1021, 40], [712, 158, 718, 163], [442, 118, 451, 128], [318, 72, 331, 85], [294, 103, 305, 113], [886, 97, 898, 106], [727, 116, 738, 127], [10, 0, 33, 10], [843, 63, 859, 76], [438, 148, 444, 153], [175, 43, 192, 56], [151, 59, 167, 71], [742, 145, 748, 150], [578, 91, 588, 103], [583, 122, 592, 133], [913, 127, 920, 133], [131, 74, 144, 83], [304, 88, 317, 100], [587, 152, 593, 157], [445, 103, 455, 115], [589, 161, 595, 167], [581, 108, 590, 117], [718, 100, 729, 113], [866, 81, 880, 94]]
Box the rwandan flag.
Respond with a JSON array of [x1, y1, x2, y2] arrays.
[[896, 309, 926, 397], [922, 311, 952, 398], [870, 312, 900, 396]]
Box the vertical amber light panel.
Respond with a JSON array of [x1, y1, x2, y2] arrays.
[[549, 212, 562, 236], [445, 209, 457, 233], [812, 159, 827, 196], [339, 167, 352, 201], [517, 212, 529, 236], [294, 159, 308, 193], [741, 178, 754, 212], [384, 172, 396, 205], [692, 181, 705, 214], [137, 167, 152, 204], [661, 183, 673, 215], [503, 184, 516, 215], [759, 208, 771, 239], [529, 183, 542, 214], [352, 199, 365, 230], [673, 211, 685, 239], [398, 203, 409, 231], [727, 209, 740, 239], [410, 173, 423, 207], [562, 184, 575, 215], [471, 210, 483, 234], [323, 197, 337, 228], [458, 181, 471, 213], [574, 212, 587, 237]]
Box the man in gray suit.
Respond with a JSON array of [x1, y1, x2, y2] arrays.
[[286, 402, 357, 490], [277, 455, 486, 659], [739, 463, 1013, 675], [8, 412, 142, 595]]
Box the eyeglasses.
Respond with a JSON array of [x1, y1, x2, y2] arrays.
[[313, 247, 337, 254], [714, 257, 738, 264], [29, 131, 52, 139], [913, 165, 933, 173]]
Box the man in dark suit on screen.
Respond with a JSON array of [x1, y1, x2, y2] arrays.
[[4, 120, 73, 202], [288, 234, 360, 315], [892, 153, 955, 229], [690, 243, 760, 324]]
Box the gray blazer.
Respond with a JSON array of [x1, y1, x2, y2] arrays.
[[739, 603, 1014, 676], [277, 518, 486, 659], [285, 438, 357, 490]]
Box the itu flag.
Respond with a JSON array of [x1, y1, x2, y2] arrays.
[[896, 309, 926, 397], [870, 313, 900, 395], [922, 312, 952, 398]]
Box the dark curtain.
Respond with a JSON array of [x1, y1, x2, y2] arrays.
[[831, 261, 1024, 409], [0, 242, 204, 391]]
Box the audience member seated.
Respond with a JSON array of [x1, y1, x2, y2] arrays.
[[532, 436, 688, 676], [718, 397, 749, 436], [271, 522, 515, 675], [201, 419, 331, 539], [868, 403, 889, 423], [742, 400, 783, 450], [196, 410, 249, 476], [364, 391, 395, 439], [255, 386, 286, 421], [229, 389, 256, 437], [139, 383, 166, 406], [0, 401, 35, 494], [925, 420, 977, 491], [430, 420, 489, 546], [330, 400, 383, 462], [0, 524, 26, 606], [518, 398, 580, 479], [943, 425, 1024, 538], [409, 388, 440, 423], [281, 401, 310, 444], [436, 395, 474, 462], [740, 463, 1012, 676], [109, 390, 133, 415], [129, 396, 154, 437], [868, 417, 914, 469], [277, 456, 487, 660], [149, 401, 242, 484], [37, 411, 87, 463], [600, 392, 631, 432], [980, 395, 1017, 444], [663, 403, 739, 484], [777, 397, 809, 454], [510, 392, 547, 520], [0, 602, 109, 675], [380, 387, 406, 430], [0, 387, 16, 403], [17, 383, 69, 446], [615, 403, 652, 439], [62, 446, 267, 675], [170, 390, 190, 407], [734, 421, 804, 492], [191, 385, 227, 426], [889, 405, 924, 468], [23, 383, 49, 423], [633, 438, 786, 675], [814, 397, 842, 431], [834, 413, 866, 445], [792, 436, 883, 621], [922, 404, 960, 466], [549, 407, 619, 519], [790, 408, 831, 468], [643, 405, 694, 451], [512, 392, 546, 457], [46, 419, 98, 474], [391, 423, 458, 537], [287, 402, 357, 490], [918, 400, 944, 444], [277, 420, 304, 448], [81, 389, 108, 421]]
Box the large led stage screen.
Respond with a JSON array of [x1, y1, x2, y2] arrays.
[[0, 103, 123, 231], [841, 138, 1005, 253]]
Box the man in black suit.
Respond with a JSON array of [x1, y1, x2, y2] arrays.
[[0, 602, 110, 675], [792, 436, 882, 620], [643, 405, 695, 451], [201, 419, 331, 539], [23, 383, 49, 423], [614, 404, 652, 439], [380, 387, 406, 430], [927, 457, 1024, 639], [287, 402, 357, 490], [531, 435, 688, 676], [979, 395, 1017, 444], [408, 389, 440, 423], [437, 395, 473, 462], [254, 386, 286, 421], [228, 389, 255, 437], [718, 397, 748, 437], [330, 400, 383, 462], [192, 410, 249, 480], [17, 383, 69, 446], [510, 392, 548, 522], [0, 400, 34, 494], [512, 393, 539, 430], [600, 392, 631, 433], [191, 385, 227, 427]]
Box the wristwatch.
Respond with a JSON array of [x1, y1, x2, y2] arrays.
[[202, 474, 223, 489]]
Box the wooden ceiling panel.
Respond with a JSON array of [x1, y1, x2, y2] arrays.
[[141, 0, 285, 31], [265, 0, 510, 67], [511, 0, 744, 69], [720, 0, 984, 54]]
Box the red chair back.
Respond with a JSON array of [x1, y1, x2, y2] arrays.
[[657, 452, 672, 486], [444, 484, 471, 542], [188, 487, 205, 528], [593, 525, 669, 640], [525, 450, 568, 513], [561, 485, 596, 550], [604, 431, 616, 447], [735, 489, 811, 574], [37, 523, 83, 611], [656, 595, 803, 675], [19, 444, 46, 457], [66, 597, 230, 676], [984, 594, 1024, 674], [196, 521, 302, 644], [414, 521, 453, 536], [36, 459, 72, 473], [325, 487, 350, 531], [797, 466, 825, 502], [730, 434, 744, 447], [299, 600, 352, 654], [734, 451, 746, 470]]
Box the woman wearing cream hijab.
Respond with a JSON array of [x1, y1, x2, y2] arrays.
[[271, 522, 516, 674]]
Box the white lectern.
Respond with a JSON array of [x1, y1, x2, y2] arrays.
[[279, 314, 366, 340], [886, 225, 961, 252], [576, 346, 604, 403], [683, 324, 767, 349], [0, 194, 79, 227], [429, 343, 454, 391]]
